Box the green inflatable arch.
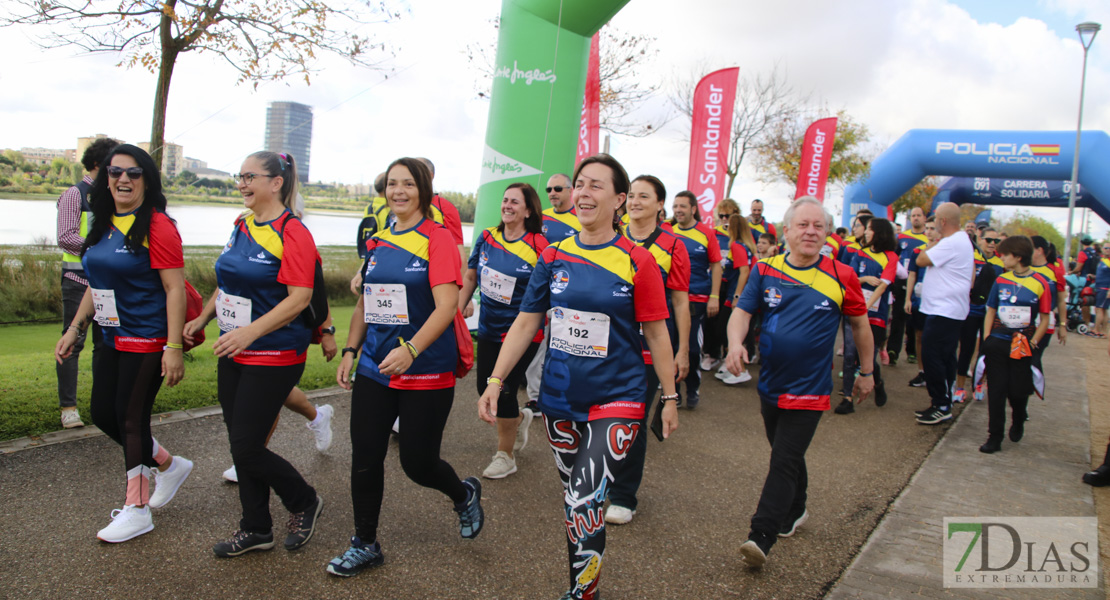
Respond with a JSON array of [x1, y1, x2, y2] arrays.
[[473, 0, 631, 240]]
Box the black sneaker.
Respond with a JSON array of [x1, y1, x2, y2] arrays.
[[213, 529, 275, 558], [455, 477, 484, 539], [874, 379, 887, 407], [1009, 419, 1024, 442], [685, 393, 699, 410], [916, 407, 952, 425], [1083, 464, 1110, 487], [284, 495, 323, 551], [326, 537, 384, 576], [913, 404, 935, 417], [979, 437, 1002, 453], [908, 371, 926, 387], [907, 354, 917, 364], [739, 531, 774, 568], [887, 353, 898, 366], [523, 399, 539, 414], [778, 509, 808, 538], [833, 398, 855, 414]]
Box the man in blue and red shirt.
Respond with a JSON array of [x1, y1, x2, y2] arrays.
[[888, 207, 928, 364], [725, 197, 874, 569]]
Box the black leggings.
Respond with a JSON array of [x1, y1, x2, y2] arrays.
[[545, 415, 640, 600], [702, 302, 729, 360], [91, 346, 165, 506], [218, 358, 315, 533], [476, 338, 539, 420], [350, 376, 467, 543], [982, 336, 1033, 439]]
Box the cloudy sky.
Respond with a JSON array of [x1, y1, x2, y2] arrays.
[[1, 0, 1108, 236]]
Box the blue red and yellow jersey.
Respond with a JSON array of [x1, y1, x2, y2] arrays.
[[839, 239, 862, 265], [714, 226, 731, 278], [737, 254, 866, 410], [897, 230, 929, 274], [822, 234, 842, 261], [359, 219, 462, 390], [214, 211, 317, 366], [986, 271, 1052, 340], [849, 247, 899, 327], [468, 227, 549, 342], [541, 207, 581, 243], [83, 210, 184, 353], [1095, 257, 1110, 291], [431, 194, 464, 245], [749, 219, 777, 240], [1030, 262, 1066, 333], [908, 247, 928, 308], [625, 226, 690, 364], [724, 241, 753, 308], [664, 221, 722, 302], [520, 234, 669, 421]]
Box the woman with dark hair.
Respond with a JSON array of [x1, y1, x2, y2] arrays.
[[183, 151, 323, 557], [978, 236, 1051, 453], [666, 190, 722, 409], [477, 154, 678, 600], [700, 198, 739, 374], [328, 157, 481, 577], [836, 217, 897, 414], [460, 182, 548, 479], [54, 144, 193, 543], [716, 212, 757, 384], [606, 173, 690, 525]]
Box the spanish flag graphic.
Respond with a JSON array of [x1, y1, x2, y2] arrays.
[[1029, 144, 1060, 156]]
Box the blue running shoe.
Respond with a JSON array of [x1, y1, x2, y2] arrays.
[[326, 537, 383, 577], [455, 477, 484, 539]]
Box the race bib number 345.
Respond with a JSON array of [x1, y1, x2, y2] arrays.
[[549, 307, 610, 358], [364, 283, 409, 325]]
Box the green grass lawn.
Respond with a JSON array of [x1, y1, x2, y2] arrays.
[[0, 306, 360, 442]]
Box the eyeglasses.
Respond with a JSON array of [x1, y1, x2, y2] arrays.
[[545, 186, 565, 193], [107, 166, 143, 179], [717, 213, 733, 220], [984, 237, 1001, 244], [234, 172, 274, 185]]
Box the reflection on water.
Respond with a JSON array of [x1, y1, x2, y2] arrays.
[[0, 199, 472, 247]]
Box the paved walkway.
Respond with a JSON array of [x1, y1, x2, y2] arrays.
[[827, 341, 1104, 599]]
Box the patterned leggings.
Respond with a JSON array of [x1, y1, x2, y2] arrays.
[[545, 415, 641, 600]]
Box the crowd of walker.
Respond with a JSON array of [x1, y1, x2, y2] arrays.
[[48, 138, 1110, 600]]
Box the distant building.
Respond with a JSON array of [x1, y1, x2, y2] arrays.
[[20, 147, 68, 166], [193, 167, 232, 180], [76, 134, 118, 163], [137, 141, 185, 177], [182, 156, 208, 172], [264, 101, 313, 183]]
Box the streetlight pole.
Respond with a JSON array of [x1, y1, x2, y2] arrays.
[[1063, 21, 1100, 268]]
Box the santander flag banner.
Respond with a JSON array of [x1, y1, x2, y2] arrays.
[[575, 33, 601, 167], [794, 117, 838, 200], [687, 67, 739, 226]]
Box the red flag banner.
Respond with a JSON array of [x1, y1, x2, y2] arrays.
[[575, 33, 601, 167], [794, 117, 838, 201], [687, 67, 739, 226]]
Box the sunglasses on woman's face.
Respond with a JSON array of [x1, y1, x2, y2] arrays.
[[718, 213, 732, 220], [107, 166, 143, 179]]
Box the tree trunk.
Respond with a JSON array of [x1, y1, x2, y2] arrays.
[[148, 7, 179, 171]]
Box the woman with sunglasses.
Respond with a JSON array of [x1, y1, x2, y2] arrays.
[[835, 217, 898, 414], [185, 151, 323, 557], [460, 182, 549, 479], [478, 155, 678, 600], [699, 199, 738, 374], [329, 158, 481, 577], [605, 173, 689, 526], [54, 144, 193, 543]]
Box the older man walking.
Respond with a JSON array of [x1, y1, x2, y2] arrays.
[[914, 202, 975, 425], [725, 197, 874, 568]]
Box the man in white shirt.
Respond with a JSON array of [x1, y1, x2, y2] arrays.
[[914, 202, 974, 425]]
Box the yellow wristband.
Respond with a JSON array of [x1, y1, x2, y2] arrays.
[[404, 341, 419, 359], [164, 342, 184, 350], [709, 294, 719, 299], [487, 376, 503, 390]]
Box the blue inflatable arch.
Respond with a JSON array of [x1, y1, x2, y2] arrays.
[[928, 176, 1108, 224], [842, 129, 1110, 227]]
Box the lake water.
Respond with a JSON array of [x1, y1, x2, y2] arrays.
[[0, 199, 473, 247]]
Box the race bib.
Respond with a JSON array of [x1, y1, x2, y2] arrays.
[[364, 283, 409, 325], [549, 307, 610, 358], [216, 290, 252, 332], [90, 288, 120, 328], [862, 288, 877, 311], [479, 266, 517, 305], [913, 282, 923, 298], [998, 305, 1031, 328]]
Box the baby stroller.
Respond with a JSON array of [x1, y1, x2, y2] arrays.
[[1065, 273, 1095, 334]]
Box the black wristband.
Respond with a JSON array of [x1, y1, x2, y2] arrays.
[[342, 347, 358, 357], [320, 326, 337, 336]]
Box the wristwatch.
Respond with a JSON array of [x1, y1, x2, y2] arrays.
[[321, 326, 337, 336], [342, 347, 358, 357]]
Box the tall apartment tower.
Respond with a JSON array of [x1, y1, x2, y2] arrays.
[[264, 101, 313, 183]]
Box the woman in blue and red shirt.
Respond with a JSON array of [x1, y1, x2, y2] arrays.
[[329, 158, 481, 577], [185, 151, 322, 557], [459, 182, 549, 480], [837, 217, 898, 414], [478, 155, 678, 600], [55, 144, 192, 544]]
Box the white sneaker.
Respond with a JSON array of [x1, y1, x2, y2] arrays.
[[391, 417, 400, 435], [60, 408, 84, 429], [719, 369, 752, 385], [223, 465, 238, 483], [514, 408, 533, 452], [97, 505, 153, 543], [307, 404, 334, 452], [481, 451, 517, 479], [700, 356, 721, 371], [604, 504, 635, 525], [714, 366, 729, 380], [149, 456, 193, 509]]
